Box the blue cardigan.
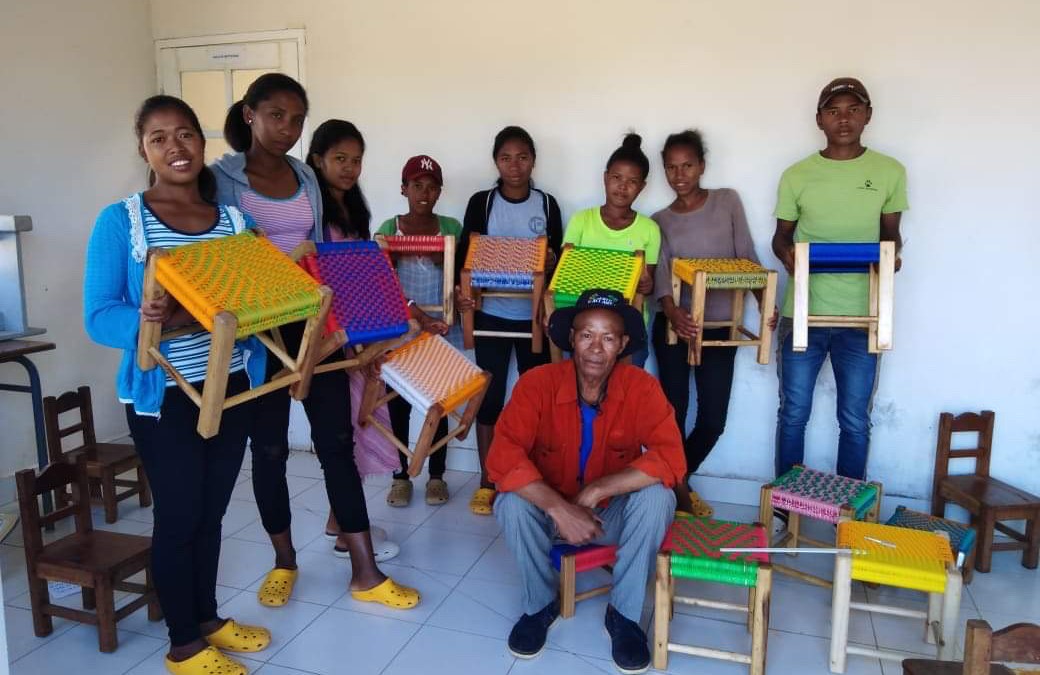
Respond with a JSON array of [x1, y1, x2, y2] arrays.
[[83, 193, 266, 417]]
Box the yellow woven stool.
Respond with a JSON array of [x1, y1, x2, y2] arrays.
[[138, 231, 331, 438], [666, 258, 778, 365], [829, 521, 963, 673], [359, 332, 491, 476]]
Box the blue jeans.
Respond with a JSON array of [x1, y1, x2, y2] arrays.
[[775, 319, 879, 480]]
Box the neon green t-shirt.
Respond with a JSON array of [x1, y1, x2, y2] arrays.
[[775, 149, 908, 317], [563, 207, 661, 265]]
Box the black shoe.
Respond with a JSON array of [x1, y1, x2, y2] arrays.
[[604, 605, 650, 674], [507, 598, 559, 659]]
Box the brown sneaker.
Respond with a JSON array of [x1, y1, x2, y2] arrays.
[[387, 479, 413, 507], [425, 478, 449, 505]]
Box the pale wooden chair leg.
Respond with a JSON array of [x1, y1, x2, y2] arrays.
[[530, 271, 545, 354], [408, 407, 442, 477], [758, 272, 778, 364], [136, 252, 165, 371], [788, 512, 801, 557], [461, 269, 476, 350], [750, 566, 771, 675], [544, 293, 562, 362], [759, 486, 775, 544], [653, 553, 671, 671], [729, 287, 745, 342], [793, 242, 810, 352], [829, 550, 853, 673], [95, 576, 118, 653], [875, 241, 895, 351], [667, 266, 681, 346], [926, 590, 941, 645], [291, 287, 333, 400], [442, 235, 455, 326], [746, 585, 755, 633], [196, 312, 237, 439], [938, 563, 962, 660], [560, 555, 577, 618], [102, 467, 118, 524], [690, 270, 707, 366]]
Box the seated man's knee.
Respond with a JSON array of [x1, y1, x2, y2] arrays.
[[494, 491, 542, 526], [628, 482, 676, 516]]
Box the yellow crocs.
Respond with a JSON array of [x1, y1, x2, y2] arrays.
[[350, 577, 420, 609], [689, 490, 714, 517], [205, 618, 271, 653], [165, 646, 246, 675], [469, 487, 495, 516], [257, 567, 298, 607]]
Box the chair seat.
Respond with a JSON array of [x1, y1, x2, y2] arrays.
[[673, 258, 769, 289], [886, 506, 976, 558], [768, 465, 879, 523], [902, 659, 1014, 675], [661, 515, 768, 587], [550, 543, 617, 572], [38, 531, 151, 574], [85, 443, 140, 470], [838, 521, 952, 593], [941, 475, 1040, 510], [380, 332, 487, 413], [465, 235, 546, 290], [550, 246, 642, 308]]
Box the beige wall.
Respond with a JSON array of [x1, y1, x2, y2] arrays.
[[0, 0, 156, 497]]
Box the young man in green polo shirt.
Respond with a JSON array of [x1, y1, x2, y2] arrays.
[[771, 77, 907, 481]]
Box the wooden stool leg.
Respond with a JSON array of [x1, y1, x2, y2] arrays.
[[750, 566, 771, 675], [137, 466, 152, 508], [95, 576, 118, 653], [461, 270, 476, 350], [793, 242, 810, 352], [531, 272, 545, 355], [759, 486, 775, 544], [408, 407, 442, 477], [1023, 512, 1040, 569], [757, 272, 778, 365], [829, 551, 853, 674], [560, 555, 577, 618], [787, 512, 801, 556], [746, 585, 755, 633], [653, 553, 670, 671], [976, 510, 996, 574], [876, 241, 895, 351], [666, 267, 681, 345], [938, 564, 962, 660], [544, 293, 561, 363], [196, 312, 236, 439], [926, 590, 941, 646], [102, 467, 118, 524], [691, 270, 707, 366]]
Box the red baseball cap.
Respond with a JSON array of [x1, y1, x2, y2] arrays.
[[401, 155, 443, 186], [817, 77, 871, 110]]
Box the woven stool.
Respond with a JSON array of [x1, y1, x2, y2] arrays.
[[666, 258, 778, 365], [544, 244, 645, 362], [359, 332, 490, 476], [654, 515, 772, 675], [138, 231, 331, 438], [830, 521, 962, 673], [759, 465, 882, 587], [793, 241, 896, 353], [459, 234, 547, 352], [887, 505, 977, 584], [375, 234, 456, 326], [550, 543, 617, 618], [294, 241, 415, 374]]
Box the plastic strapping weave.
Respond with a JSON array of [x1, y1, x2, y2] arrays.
[[155, 231, 322, 340], [768, 466, 878, 523], [808, 243, 880, 274], [662, 515, 768, 587], [839, 521, 952, 593], [550, 246, 641, 308], [550, 544, 618, 572], [886, 506, 976, 559], [380, 235, 446, 254], [381, 332, 486, 413], [464, 235, 546, 290], [673, 258, 769, 289]]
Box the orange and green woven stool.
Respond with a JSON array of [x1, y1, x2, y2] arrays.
[[138, 231, 332, 438], [829, 521, 963, 673], [653, 514, 772, 675], [666, 257, 778, 365]]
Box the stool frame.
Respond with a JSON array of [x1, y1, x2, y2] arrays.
[[375, 233, 456, 326], [553, 544, 616, 618]]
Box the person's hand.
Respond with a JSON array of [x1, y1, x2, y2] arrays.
[[544, 249, 558, 275], [572, 483, 604, 510], [455, 285, 475, 313], [418, 311, 449, 336], [767, 306, 779, 330], [666, 305, 699, 341], [637, 266, 653, 295], [548, 501, 604, 545], [141, 293, 177, 324], [778, 245, 795, 275], [894, 256, 902, 272]]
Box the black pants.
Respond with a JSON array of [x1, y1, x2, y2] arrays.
[[249, 321, 370, 535], [389, 393, 448, 479], [652, 314, 737, 475], [127, 372, 250, 647], [473, 311, 550, 426]]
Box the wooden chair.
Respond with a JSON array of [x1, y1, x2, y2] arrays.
[[551, 543, 616, 618], [43, 386, 150, 524], [902, 619, 1040, 675], [376, 233, 456, 325], [793, 241, 895, 353], [931, 410, 1040, 574], [16, 454, 161, 653], [665, 257, 778, 365]]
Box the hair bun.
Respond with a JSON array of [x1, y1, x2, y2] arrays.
[[622, 132, 643, 150]]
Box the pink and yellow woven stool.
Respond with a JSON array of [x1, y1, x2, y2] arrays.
[[138, 231, 332, 438], [829, 521, 962, 673], [550, 543, 617, 618], [544, 244, 645, 362], [375, 234, 456, 326], [459, 234, 547, 352], [654, 515, 772, 675], [666, 258, 778, 365], [359, 331, 490, 476], [294, 240, 415, 374], [759, 465, 883, 587], [793, 241, 896, 353]]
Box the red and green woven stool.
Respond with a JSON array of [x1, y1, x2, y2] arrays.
[[549, 543, 617, 618], [653, 515, 772, 675]]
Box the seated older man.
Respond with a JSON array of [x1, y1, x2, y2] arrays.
[[487, 289, 686, 674]]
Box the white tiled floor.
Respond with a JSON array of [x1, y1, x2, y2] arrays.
[[3, 451, 1039, 675]]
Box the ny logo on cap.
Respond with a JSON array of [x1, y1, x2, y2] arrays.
[[420, 157, 434, 171]]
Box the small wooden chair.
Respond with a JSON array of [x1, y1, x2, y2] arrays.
[[138, 231, 332, 438], [15, 454, 161, 653], [376, 234, 456, 325], [359, 332, 491, 476], [43, 386, 150, 524], [550, 543, 616, 618], [793, 241, 896, 352], [459, 234, 547, 352], [544, 244, 645, 362], [931, 410, 1040, 574], [666, 258, 778, 365], [903, 619, 1040, 675]]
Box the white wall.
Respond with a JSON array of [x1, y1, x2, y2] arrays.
[[0, 1, 156, 498], [146, 0, 1035, 499]]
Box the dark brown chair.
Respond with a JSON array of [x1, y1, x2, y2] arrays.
[[44, 386, 151, 523], [16, 454, 162, 652], [903, 619, 1040, 675], [931, 410, 1040, 574]]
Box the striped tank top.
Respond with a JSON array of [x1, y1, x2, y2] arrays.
[[142, 200, 245, 385], [239, 185, 314, 255]]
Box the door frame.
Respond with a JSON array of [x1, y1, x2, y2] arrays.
[[154, 29, 307, 87]]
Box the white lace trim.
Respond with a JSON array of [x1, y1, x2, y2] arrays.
[[124, 194, 147, 263], [226, 205, 247, 234]]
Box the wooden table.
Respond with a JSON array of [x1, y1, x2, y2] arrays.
[[902, 658, 1014, 674], [0, 339, 56, 512]]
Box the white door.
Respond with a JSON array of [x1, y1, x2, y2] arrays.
[[156, 31, 306, 163]]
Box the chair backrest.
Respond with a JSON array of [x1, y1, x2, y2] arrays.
[[964, 619, 1040, 674], [15, 453, 94, 557], [935, 410, 996, 482], [43, 386, 98, 464]]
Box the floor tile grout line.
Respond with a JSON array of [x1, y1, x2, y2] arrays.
[[118, 639, 169, 675]]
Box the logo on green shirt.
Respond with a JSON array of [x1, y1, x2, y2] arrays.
[[857, 179, 878, 192]]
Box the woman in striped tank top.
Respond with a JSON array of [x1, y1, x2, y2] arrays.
[[85, 96, 270, 675], [212, 75, 419, 612]]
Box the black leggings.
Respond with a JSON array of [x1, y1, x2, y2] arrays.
[[651, 314, 737, 475], [249, 321, 370, 535], [389, 394, 448, 479], [473, 311, 550, 426], [127, 372, 250, 647]]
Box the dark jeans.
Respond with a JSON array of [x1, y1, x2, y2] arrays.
[[652, 314, 737, 476], [473, 311, 550, 426], [127, 372, 250, 647], [250, 321, 370, 535], [389, 394, 447, 480], [775, 318, 880, 480]]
